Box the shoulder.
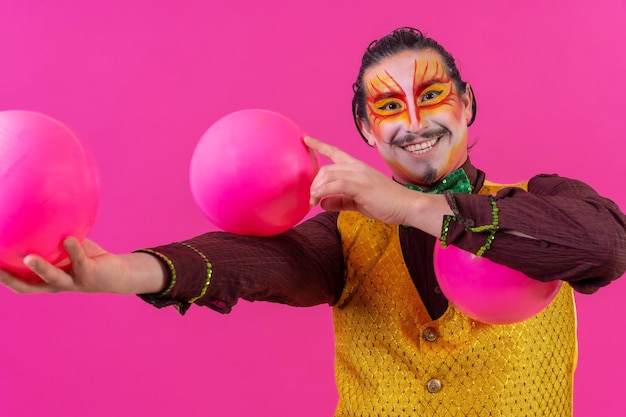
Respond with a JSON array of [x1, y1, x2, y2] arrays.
[[479, 172, 600, 198], [527, 173, 601, 197]]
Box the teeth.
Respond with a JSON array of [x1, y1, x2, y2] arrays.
[[404, 137, 439, 154]]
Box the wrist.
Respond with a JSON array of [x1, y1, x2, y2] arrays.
[[121, 252, 170, 295], [402, 193, 453, 237]]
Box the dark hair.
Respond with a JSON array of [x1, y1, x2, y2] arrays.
[[352, 27, 477, 143]]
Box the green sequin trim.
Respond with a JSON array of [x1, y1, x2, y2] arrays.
[[178, 241, 213, 304], [440, 215, 454, 248], [475, 195, 499, 256], [135, 248, 177, 297]]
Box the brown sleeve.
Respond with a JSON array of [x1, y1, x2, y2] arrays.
[[444, 174, 626, 294], [137, 211, 344, 314]]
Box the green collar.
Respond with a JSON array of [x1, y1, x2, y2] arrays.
[[403, 168, 473, 195]]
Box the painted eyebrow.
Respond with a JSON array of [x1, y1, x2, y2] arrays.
[[415, 78, 449, 91], [366, 71, 405, 101], [369, 91, 405, 102]]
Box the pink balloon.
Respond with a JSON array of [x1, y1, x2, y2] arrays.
[[0, 110, 100, 281], [190, 109, 319, 236], [433, 243, 562, 324]]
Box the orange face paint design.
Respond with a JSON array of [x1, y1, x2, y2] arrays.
[[365, 57, 459, 133]]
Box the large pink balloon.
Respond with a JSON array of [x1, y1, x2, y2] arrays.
[[0, 110, 100, 281], [190, 109, 319, 236], [433, 243, 562, 324]]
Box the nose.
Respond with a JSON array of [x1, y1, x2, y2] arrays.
[[407, 105, 425, 132]]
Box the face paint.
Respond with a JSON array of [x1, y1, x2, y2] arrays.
[[360, 49, 473, 187], [366, 58, 457, 135]]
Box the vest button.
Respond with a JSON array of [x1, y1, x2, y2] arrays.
[[423, 327, 438, 342], [426, 378, 442, 393]]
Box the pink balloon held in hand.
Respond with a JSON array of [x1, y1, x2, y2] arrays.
[[189, 109, 319, 236], [0, 110, 101, 281], [433, 243, 562, 324]]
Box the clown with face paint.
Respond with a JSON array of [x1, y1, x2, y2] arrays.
[[1, 27, 625, 416], [362, 49, 471, 185]]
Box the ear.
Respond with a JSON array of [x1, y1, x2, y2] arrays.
[[357, 117, 378, 147], [462, 83, 475, 124]]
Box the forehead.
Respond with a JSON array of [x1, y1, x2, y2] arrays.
[[363, 48, 448, 88]]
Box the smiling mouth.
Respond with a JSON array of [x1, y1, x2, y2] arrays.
[[402, 136, 441, 155]]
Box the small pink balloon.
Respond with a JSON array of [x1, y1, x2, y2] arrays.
[[0, 110, 100, 281], [190, 109, 319, 236], [433, 243, 562, 324]]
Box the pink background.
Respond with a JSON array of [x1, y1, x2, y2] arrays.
[[1, 0, 625, 416]]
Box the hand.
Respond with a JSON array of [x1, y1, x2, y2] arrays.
[[306, 136, 419, 225], [0, 237, 167, 295], [305, 137, 453, 236]]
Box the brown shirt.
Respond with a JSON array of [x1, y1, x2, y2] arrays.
[[140, 159, 626, 318]]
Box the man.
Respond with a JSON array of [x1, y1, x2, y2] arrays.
[[1, 27, 625, 416]]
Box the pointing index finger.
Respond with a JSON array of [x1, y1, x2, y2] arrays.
[[304, 136, 353, 164]]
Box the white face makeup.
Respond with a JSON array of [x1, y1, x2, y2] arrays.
[[360, 49, 473, 186]]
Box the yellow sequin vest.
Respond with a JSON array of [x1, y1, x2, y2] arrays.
[[333, 180, 577, 417]]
